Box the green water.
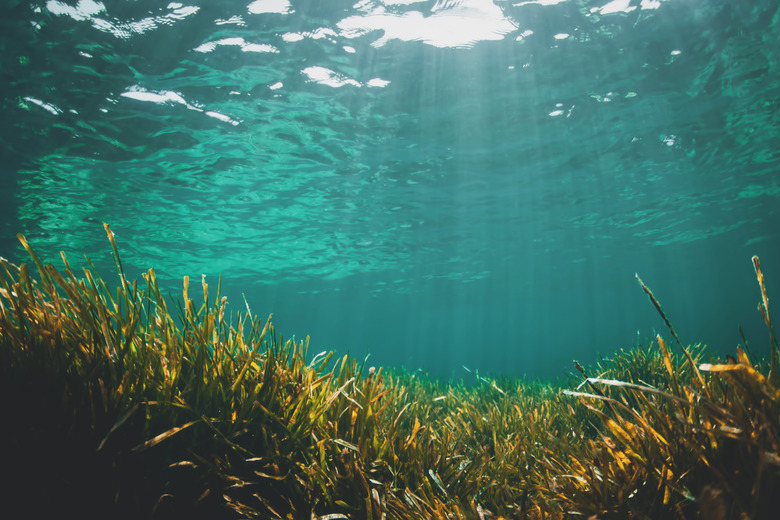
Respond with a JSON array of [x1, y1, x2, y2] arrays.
[[1, 0, 778, 378]]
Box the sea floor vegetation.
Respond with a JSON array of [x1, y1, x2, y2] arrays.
[[1, 224, 779, 520]]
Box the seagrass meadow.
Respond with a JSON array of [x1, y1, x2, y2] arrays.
[[1, 225, 779, 520]]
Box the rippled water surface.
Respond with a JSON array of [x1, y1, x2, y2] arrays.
[[2, 0, 779, 377]]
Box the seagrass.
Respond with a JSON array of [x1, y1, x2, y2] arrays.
[[1, 225, 778, 519]]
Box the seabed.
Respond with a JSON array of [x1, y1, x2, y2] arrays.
[[1, 224, 778, 520]]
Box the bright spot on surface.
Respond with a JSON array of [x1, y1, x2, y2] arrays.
[[194, 37, 277, 53], [121, 88, 193, 106], [302, 66, 361, 88], [120, 86, 239, 124], [598, 0, 636, 15], [671, 49, 682, 55], [205, 111, 240, 125], [269, 82, 283, 90], [46, 0, 105, 20], [337, 0, 517, 48], [343, 45, 356, 53], [282, 32, 305, 42], [308, 27, 338, 40], [553, 33, 569, 40], [367, 78, 390, 87], [216, 16, 245, 25], [247, 0, 291, 15], [47, 0, 198, 38], [513, 0, 566, 6], [23, 96, 62, 115], [241, 42, 278, 53]]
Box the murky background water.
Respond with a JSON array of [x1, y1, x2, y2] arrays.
[[1, 0, 778, 378]]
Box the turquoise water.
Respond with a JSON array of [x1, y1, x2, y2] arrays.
[[1, 0, 778, 378]]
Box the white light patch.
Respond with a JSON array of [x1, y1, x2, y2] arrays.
[[48, 1, 199, 39], [164, 4, 198, 19], [553, 33, 569, 40], [302, 66, 361, 88], [205, 111, 240, 125], [121, 88, 194, 107], [337, 0, 517, 49], [46, 0, 105, 21], [269, 82, 283, 90], [308, 27, 338, 40], [282, 32, 305, 42], [23, 96, 62, 115], [194, 37, 277, 53], [120, 86, 240, 125], [241, 42, 278, 53], [282, 27, 338, 43], [513, 0, 566, 6], [367, 78, 390, 87], [599, 0, 636, 15], [248, 0, 291, 15], [215, 16, 246, 26]]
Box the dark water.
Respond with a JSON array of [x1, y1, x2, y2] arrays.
[[1, 0, 779, 378]]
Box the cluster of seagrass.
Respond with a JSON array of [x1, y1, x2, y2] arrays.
[[0, 224, 778, 519]]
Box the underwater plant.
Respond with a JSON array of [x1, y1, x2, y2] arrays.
[[1, 224, 778, 519]]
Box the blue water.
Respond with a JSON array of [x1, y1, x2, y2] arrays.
[[1, 0, 778, 378]]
